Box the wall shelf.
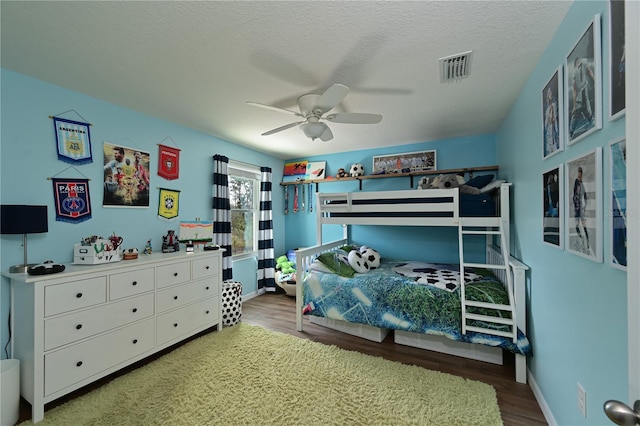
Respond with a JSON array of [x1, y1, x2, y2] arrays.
[[280, 165, 499, 191]]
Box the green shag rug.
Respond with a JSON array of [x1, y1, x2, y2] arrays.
[[27, 323, 502, 425]]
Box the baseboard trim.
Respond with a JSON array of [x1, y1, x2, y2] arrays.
[[241, 288, 265, 302], [528, 369, 557, 426]]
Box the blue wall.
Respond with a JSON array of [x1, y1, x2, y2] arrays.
[[496, 2, 627, 424], [284, 135, 497, 262], [0, 70, 285, 356]]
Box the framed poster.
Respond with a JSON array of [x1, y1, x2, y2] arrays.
[[565, 147, 602, 262], [103, 142, 151, 208], [608, 0, 626, 120], [305, 161, 326, 180], [372, 150, 436, 175], [543, 164, 563, 248], [565, 14, 602, 146], [609, 138, 627, 269], [542, 66, 564, 159], [283, 160, 308, 183]]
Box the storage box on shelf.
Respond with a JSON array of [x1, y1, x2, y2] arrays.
[[4, 250, 223, 423]]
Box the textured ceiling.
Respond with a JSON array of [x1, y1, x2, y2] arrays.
[[1, 1, 572, 160]]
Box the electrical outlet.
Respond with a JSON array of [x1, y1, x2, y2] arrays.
[[577, 383, 587, 418]]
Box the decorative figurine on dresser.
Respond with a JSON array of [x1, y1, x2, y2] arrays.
[[161, 230, 180, 253], [3, 247, 224, 423]]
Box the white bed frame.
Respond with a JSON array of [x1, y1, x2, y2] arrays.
[[294, 184, 530, 383]]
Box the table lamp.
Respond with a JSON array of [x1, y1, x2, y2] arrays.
[[1, 205, 49, 273]]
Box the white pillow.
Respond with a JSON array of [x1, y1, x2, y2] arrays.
[[480, 179, 507, 193]]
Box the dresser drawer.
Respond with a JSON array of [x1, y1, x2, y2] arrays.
[[156, 261, 191, 289], [44, 293, 154, 351], [109, 268, 154, 300], [44, 277, 107, 317], [156, 298, 219, 346], [156, 278, 216, 313], [192, 257, 218, 280], [44, 318, 155, 396]]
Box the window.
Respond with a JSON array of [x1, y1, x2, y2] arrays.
[[228, 161, 260, 258]]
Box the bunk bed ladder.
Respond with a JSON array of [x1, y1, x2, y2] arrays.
[[458, 219, 517, 343]]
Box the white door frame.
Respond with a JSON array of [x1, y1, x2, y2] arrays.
[[626, 0, 639, 405]]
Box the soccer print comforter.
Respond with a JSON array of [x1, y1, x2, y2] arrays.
[[302, 257, 532, 356]]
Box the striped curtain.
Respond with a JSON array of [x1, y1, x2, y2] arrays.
[[212, 154, 233, 281], [258, 166, 276, 291]]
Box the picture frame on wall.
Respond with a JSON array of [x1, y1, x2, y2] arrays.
[[608, 0, 626, 121], [565, 147, 602, 262], [609, 138, 627, 269], [542, 66, 564, 159], [372, 150, 436, 175], [543, 164, 564, 248], [565, 14, 602, 146]]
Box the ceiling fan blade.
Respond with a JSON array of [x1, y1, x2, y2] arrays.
[[325, 113, 382, 124], [246, 102, 302, 117], [319, 126, 333, 142], [261, 121, 304, 136], [312, 84, 349, 114]]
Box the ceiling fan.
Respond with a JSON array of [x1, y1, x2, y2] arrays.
[[246, 84, 382, 142]]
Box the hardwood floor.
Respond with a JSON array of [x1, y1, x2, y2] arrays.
[[18, 293, 547, 425], [242, 293, 548, 426]]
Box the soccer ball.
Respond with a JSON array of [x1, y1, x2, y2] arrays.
[[350, 163, 365, 177], [359, 247, 381, 270]]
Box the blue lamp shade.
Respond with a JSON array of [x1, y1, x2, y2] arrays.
[[1, 205, 49, 235]]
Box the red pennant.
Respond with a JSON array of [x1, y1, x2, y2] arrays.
[[158, 144, 180, 180]]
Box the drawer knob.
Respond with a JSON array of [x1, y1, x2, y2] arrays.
[[76, 292, 83, 298], [205, 266, 210, 270], [206, 286, 210, 290], [132, 339, 138, 344], [76, 324, 82, 330], [76, 361, 83, 367], [132, 281, 138, 286], [132, 308, 138, 313], [206, 310, 210, 314], [173, 323, 178, 327], [173, 272, 178, 277], [173, 296, 178, 300]]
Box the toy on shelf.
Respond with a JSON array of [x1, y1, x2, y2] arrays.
[[162, 230, 180, 253], [143, 239, 153, 255]]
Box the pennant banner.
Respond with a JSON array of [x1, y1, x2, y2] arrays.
[[158, 144, 180, 180], [53, 117, 93, 164], [52, 178, 92, 223], [158, 188, 180, 220]]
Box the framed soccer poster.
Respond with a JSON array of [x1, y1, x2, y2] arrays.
[[609, 138, 627, 269], [608, 0, 626, 121], [103, 142, 151, 208], [542, 164, 563, 248], [542, 67, 564, 160], [565, 148, 602, 262], [565, 15, 602, 145]]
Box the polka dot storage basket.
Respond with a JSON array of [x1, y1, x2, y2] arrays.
[[221, 281, 242, 326]]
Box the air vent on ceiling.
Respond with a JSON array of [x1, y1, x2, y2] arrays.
[[439, 51, 473, 83]]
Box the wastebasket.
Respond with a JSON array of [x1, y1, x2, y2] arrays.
[[221, 281, 242, 326], [1, 359, 20, 426]]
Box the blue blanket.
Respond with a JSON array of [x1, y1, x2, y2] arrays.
[[303, 258, 532, 356]]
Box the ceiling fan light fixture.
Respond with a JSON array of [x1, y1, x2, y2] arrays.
[[301, 122, 327, 139]]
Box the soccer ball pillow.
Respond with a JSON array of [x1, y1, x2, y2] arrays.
[[392, 262, 481, 292], [347, 247, 381, 273], [350, 163, 365, 177]]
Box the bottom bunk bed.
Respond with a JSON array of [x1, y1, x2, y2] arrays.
[[295, 238, 531, 384]]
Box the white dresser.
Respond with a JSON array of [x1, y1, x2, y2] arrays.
[[4, 250, 223, 423]]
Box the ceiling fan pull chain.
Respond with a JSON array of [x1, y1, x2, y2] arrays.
[[284, 185, 289, 215], [293, 185, 299, 213]]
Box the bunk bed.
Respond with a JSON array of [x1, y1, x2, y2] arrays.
[[294, 183, 531, 384]]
